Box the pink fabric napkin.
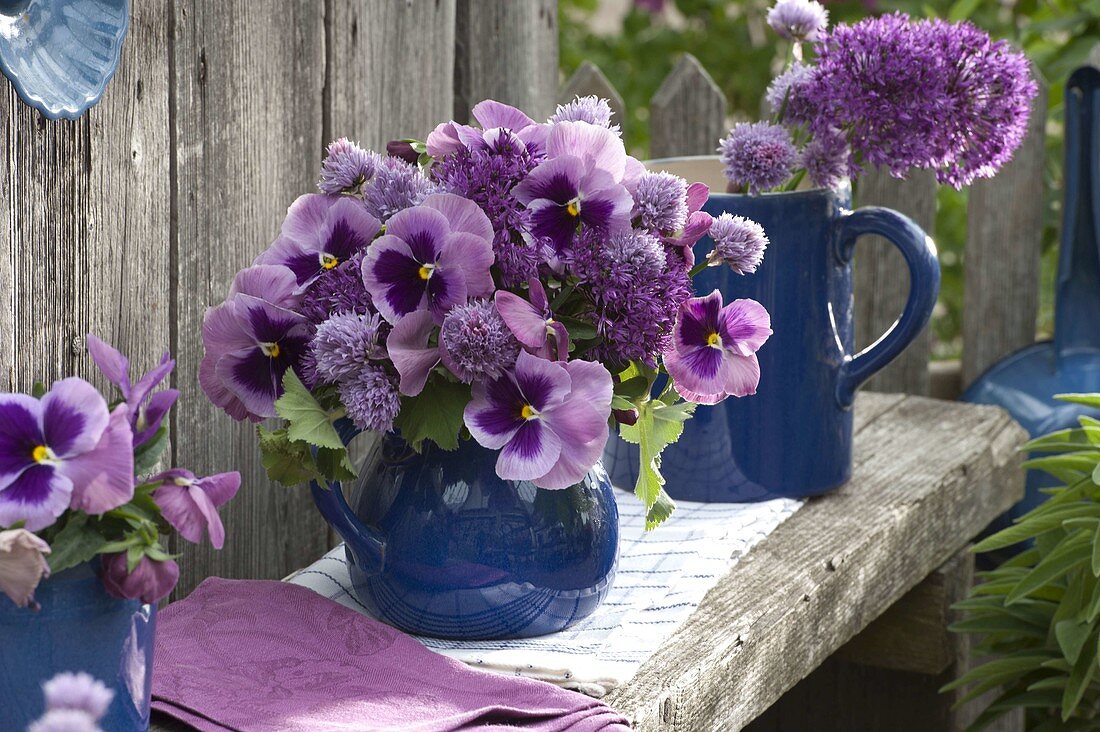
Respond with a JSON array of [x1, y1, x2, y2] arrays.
[[151, 578, 632, 732]]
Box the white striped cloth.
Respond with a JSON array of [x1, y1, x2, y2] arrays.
[[289, 489, 802, 697]]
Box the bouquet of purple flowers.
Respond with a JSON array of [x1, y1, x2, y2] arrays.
[[200, 98, 773, 527], [0, 336, 240, 609], [719, 0, 1038, 194]]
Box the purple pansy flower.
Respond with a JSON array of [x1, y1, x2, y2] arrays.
[[256, 194, 381, 290], [151, 468, 241, 550], [464, 351, 613, 489], [664, 182, 712, 268], [86, 334, 178, 448], [0, 379, 134, 531], [664, 290, 772, 405], [385, 310, 440, 396], [362, 193, 495, 324], [100, 553, 179, 604], [494, 279, 570, 361], [200, 266, 310, 422]]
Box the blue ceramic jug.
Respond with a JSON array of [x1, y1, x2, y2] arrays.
[[310, 424, 619, 640], [606, 161, 940, 501], [0, 561, 156, 731]]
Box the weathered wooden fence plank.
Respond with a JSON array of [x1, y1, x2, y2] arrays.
[[326, 0, 456, 150], [171, 1, 329, 596], [961, 76, 1048, 388], [854, 169, 938, 395], [0, 1, 171, 394], [454, 0, 557, 122], [650, 54, 726, 159], [560, 61, 626, 134]]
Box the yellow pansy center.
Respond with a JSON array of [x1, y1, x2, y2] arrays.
[[520, 404, 537, 420], [32, 445, 50, 463], [566, 198, 581, 217], [172, 476, 194, 487], [261, 342, 281, 358], [321, 253, 339, 270], [706, 332, 722, 348], [418, 264, 435, 281]]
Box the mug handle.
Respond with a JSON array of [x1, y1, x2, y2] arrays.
[[833, 206, 941, 408], [308, 420, 386, 575]]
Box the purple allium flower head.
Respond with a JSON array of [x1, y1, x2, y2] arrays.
[[806, 13, 1037, 188], [570, 229, 691, 366], [307, 312, 386, 384], [361, 154, 439, 222], [256, 194, 381, 290], [464, 351, 613, 489], [338, 364, 401, 433], [100, 553, 179, 604], [765, 62, 816, 124], [439, 300, 521, 383], [362, 193, 496, 324], [0, 528, 50, 608], [0, 380, 134, 530], [801, 128, 850, 190], [633, 171, 688, 235], [767, 0, 829, 42], [318, 138, 375, 194], [706, 213, 769, 275], [151, 468, 241, 550], [550, 96, 618, 132], [298, 250, 374, 324], [28, 708, 102, 732], [86, 334, 178, 449], [665, 290, 772, 405], [42, 672, 114, 719], [718, 122, 798, 194], [495, 279, 570, 362]]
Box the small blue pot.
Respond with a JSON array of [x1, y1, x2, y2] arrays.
[[606, 163, 940, 502], [311, 426, 619, 640], [0, 561, 156, 731]]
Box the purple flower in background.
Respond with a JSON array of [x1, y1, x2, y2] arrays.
[[100, 553, 179, 604], [805, 13, 1037, 187], [718, 122, 798, 194], [318, 138, 375, 194], [200, 268, 311, 421], [767, 0, 829, 41], [42, 672, 114, 719], [801, 128, 850, 190], [706, 213, 769, 275], [495, 279, 570, 362], [464, 351, 612, 489], [550, 96, 618, 132], [257, 194, 381, 290], [86, 334, 178, 449], [151, 469, 241, 550], [298, 250, 375, 324], [440, 300, 521, 382], [633, 172, 688, 235], [665, 290, 772, 405], [338, 364, 401, 433], [765, 62, 816, 124], [385, 310, 440, 396], [0, 528, 50, 608], [362, 193, 495, 324], [361, 155, 439, 221], [0, 379, 134, 530]]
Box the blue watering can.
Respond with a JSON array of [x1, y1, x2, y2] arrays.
[[962, 65, 1100, 527]]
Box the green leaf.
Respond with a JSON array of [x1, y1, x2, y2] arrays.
[[316, 446, 358, 483], [614, 375, 651, 400], [1055, 620, 1092, 665], [610, 395, 634, 411], [275, 370, 344, 450], [47, 514, 108, 574], [619, 399, 694, 529], [133, 424, 170, 474], [1025, 428, 1095, 453], [31, 381, 46, 398], [554, 314, 599, 340], [1007, 532, 1091, 604], [1057, 394, 1100, 410], [392, 378, 470, 451], [257, 426, 323, 486], [1061, 630, 1098, 720], [948, 0, 982, 21]]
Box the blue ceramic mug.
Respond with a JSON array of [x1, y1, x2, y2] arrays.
[[605, 157, 940, 502]]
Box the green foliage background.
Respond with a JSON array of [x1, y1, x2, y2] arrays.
[[560, 0, 1100, 359]]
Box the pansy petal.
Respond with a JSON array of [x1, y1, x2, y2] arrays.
[[386, 311, 440, 396], [664, 346, 726, 405], [542, 397, 607, 448], [561, 360, 613, 419], [718, 351, 762, 399], [199, 351, 254, 423], [277, 193, 339, 243], [426, 266, 467, 323], [323, 197, 382, 261], [216, 347, 280, 420], [256, 236, 320, 287], [196, 471, 241, 509], [0, 465, 72, 531], [720, 299, 773, 356], [674, 290, 724, 352], [426, 121, 467, 157], [421, 193, 495, 243], [153, 483, 208, 546], [514, 351, 572, 412], [362, 234, 428, 324], [201, 300, 254, 358], [382, 205, 450, 252], [513, 156, 583, 205], [685, 182, 709, 214], [464, 375, 527, 449], [527, 200, 579, 254], [127, 356, 175, 414], [133, 389, 179, 447], [546, 121, 627, 181], [60, 405, 135, 515], [494, 291, 548, 350], [472, 100, 536, 131], [191, 485, 227, 549], [86, 335, 130, 394], [533, 426, 608, 491], [233, 295, 307, 344], [0, 395, 43, 489], [229, 264, 300, 308], [437, 230, 494, 296], [496, 420, 562, 482], [622, 155, 646, 194], [41, 378, 110, 459]]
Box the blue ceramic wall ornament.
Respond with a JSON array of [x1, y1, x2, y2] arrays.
[[0, 0, 129, 120]]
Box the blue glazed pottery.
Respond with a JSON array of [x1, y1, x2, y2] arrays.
[[963, 66, 1100, 531], [0, 0, 129, 120], [310, 424, 620, 640], [606, 161, 940, 501], [0, 561, 156, 731]]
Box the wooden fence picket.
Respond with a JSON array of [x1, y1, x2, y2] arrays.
[[650, 54, 727, 159]]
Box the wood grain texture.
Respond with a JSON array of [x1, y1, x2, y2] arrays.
[[560, 62, 626, 136], [961, 76, 1048, 388], [853, 168, 938, 395], [650, 54, 726, 159], [604, 393, 1027, 730], [0, 0, 171, 394], [454, 0, 557, 122], [170, 0, 329, 596], [325, 0, 456, 150]]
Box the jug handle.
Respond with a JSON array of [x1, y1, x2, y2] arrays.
[[308, 420, 386, 575], [834, 207, 941, 408]]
